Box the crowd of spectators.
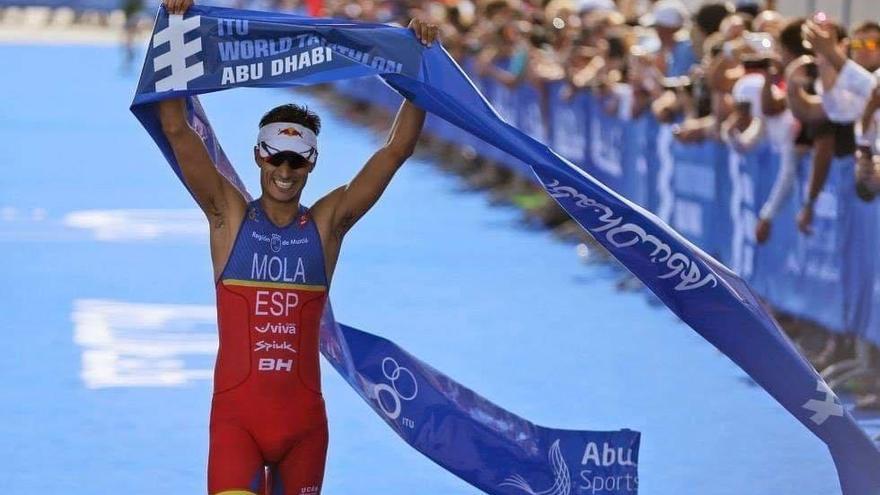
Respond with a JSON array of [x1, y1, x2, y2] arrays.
[[302, 0, 880, 411]]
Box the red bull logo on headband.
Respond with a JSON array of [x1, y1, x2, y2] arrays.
[[278, 127, 303, 137]]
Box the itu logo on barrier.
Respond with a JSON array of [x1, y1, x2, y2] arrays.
[[373, 357, 418, 428], [152, 14, 205, 91]]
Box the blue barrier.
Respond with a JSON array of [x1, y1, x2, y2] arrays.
[[353, 66, 880, 347], [867, 209, 880, 345], [547, 82, 588, 166], [727, 140, 784, 296], [587, 94, 627, 194], [621, 113, 657, 212], [516, 82, 547, 144], [761, 156, 849, 331], [477, 69, 531, 175], [840, 159, 878, 337], [667, 134, 729, 257]]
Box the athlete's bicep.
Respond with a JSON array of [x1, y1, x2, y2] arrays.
[[166, 127, 236, 218], [329, 147, 406, 235], [209, 196, 248, 281], [158, 99, 236, 218], [312, 186, 347, 239]]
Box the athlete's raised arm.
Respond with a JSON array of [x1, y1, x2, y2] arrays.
[[154, 0, 249, 281], [314, 19, 438, 240], [154, 0, 244, 225], [157, 97, 247, 221]]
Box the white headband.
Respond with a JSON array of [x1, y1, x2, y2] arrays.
[[256, 122, 319, 165]]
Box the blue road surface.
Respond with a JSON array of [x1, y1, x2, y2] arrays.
[[1, 42, 877, 494]]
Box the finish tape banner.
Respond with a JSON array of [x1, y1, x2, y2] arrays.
[[319, 304, 640, 495], [129, 6, 880, 494], [131, 8, 640, 495]]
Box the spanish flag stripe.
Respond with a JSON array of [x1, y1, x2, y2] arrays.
[[222, 278, 327, 291]]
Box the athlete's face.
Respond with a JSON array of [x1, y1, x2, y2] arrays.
[[255, 148, 315, 203]]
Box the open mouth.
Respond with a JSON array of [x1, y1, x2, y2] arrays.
[[273, 178, 294, 191]]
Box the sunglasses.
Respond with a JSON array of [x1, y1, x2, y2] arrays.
[[851, 38, 880, 51], [259, 142, 318, 169]]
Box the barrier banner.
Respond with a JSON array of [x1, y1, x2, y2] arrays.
[[478, 67, 531, 175], [516, 82, 548, 144], [132, 9, 640, 494], [620, 114, 657, 211], [667, 137, 727, 257], [454, 58, 491, 158], [587, 93, 626, 193], [654, 123, 676, 224], [131, 8, 880, 493], [547, 82, 589, 166], [473, 67, 510, 167], [320, 305, 641, 495], [765, 156, 848, 332], [718, 142, 773, 286], [865, 205, 880, 345], [736, 145, 797, 300], [837, 157, 878, 336]]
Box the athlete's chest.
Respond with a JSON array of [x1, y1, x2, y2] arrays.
[[221, 204, 328, 287]]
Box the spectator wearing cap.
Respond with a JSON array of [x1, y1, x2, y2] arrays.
[[641, 0, 697, 77], [723, 32, 796, 151], [647, 1, 723, 127], [722, 68, 766, 151]]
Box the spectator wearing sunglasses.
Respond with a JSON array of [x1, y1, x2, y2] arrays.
[[848, 22, 880, 200]]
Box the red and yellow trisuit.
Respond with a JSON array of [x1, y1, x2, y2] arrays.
[[209, 200, 328, 495]]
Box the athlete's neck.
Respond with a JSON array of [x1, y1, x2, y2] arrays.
[[259, 195, 301, 228]]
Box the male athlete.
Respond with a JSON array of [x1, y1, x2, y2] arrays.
[[157, 1, 438, 493]]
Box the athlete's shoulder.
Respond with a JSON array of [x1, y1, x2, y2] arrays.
[[310, 186, 346, 222]]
